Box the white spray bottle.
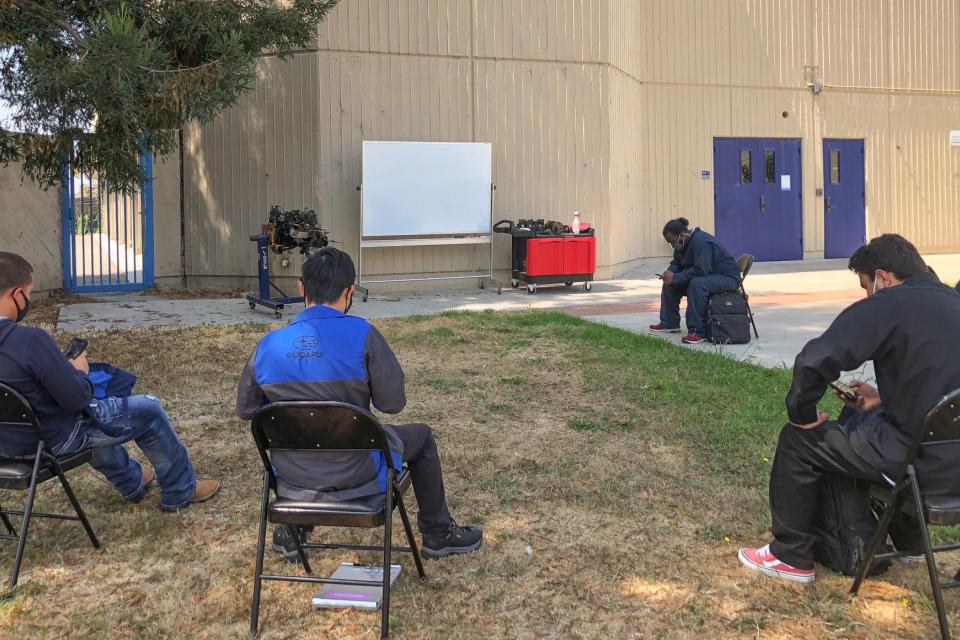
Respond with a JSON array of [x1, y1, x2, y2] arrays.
[[571, 211, 581, 234]]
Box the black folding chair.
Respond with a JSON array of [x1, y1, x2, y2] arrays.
[[736, 253, 760, 338], [249, 401, 426, 639], [850, 388, 960, 640], [0, 383, 100, 588]]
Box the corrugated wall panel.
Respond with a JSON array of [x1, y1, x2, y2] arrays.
[[639, 84, 733, 259], [816, 0, 888, 89], [316, 0, 472, 56], [729, 0, 812, 88], [638, 0, 731, 86], [473, 59, 608, 269], [473, 0, 605, 63], [889, 0, 960, 91], [606, 67, 642, 267]]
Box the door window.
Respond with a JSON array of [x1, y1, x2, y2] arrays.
[[830, 149, 840, 184], [740, 149, 752, 184], [764, 149, 775, 183]]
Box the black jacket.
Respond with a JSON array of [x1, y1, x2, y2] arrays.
[[786, 273, 960, 490], [668, 228, 741, 287], [0, 320, 92, 456]]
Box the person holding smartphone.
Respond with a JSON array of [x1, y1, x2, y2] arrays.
[[738, 234, 960, 583], [648, 217, 741, 344], [0, 252, 220, 511]]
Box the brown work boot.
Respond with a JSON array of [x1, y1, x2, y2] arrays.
[[161, 479, 221, 512]]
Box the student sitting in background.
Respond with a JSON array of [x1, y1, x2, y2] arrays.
[[649, 217, 741, 344]]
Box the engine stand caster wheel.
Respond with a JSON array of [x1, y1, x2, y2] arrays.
[[526, 284, 537, 295], [564, 282, 573, 287], [479, 280, 485, 290], [497, 283, 502, 295], [249, 301, 256, 310], [362, 292, 369, 303], [510, 279, 519, 289], [274, 311, 282, 320], [583, 282, 592, 292]]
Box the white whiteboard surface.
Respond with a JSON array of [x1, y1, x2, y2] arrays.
[[362, 141, 492, 238]]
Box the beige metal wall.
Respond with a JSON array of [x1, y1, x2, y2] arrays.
[[0, 163, 62, 292], [181, 0, 960, 289]]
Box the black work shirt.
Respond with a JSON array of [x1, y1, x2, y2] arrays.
[[786, 273, 960, 486]]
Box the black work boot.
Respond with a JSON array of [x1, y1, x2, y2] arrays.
[[421, 522, 483, 559], [272, 525, 312, 563]]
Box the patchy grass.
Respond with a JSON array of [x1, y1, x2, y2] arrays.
[[0, 311, 955, 639]]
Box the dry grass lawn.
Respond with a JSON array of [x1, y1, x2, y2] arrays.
[[1, 310, 957, 639]]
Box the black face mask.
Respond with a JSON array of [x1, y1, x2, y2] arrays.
[[13, 289, 30, 323]]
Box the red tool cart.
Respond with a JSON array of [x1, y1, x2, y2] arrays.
[[493, 219, 596, 293]]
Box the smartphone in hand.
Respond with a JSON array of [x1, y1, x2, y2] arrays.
[[829, 380, 857, 403], [64, 337, 88, 361]]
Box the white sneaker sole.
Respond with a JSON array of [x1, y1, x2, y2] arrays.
[[738, 548, 816, 583], [649, 328, 681, 334]]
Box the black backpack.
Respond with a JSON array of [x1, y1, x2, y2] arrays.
[[705, 291, 751, 344], [812, 475, 891, 577]]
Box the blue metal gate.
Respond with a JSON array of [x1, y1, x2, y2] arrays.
[[59, 153, 154, 292]]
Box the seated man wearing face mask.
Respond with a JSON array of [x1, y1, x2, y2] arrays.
[[738, 234, 960, 583], [0, 251, 220, 511], [649, 217, 741, 344], [237, 247, 482, 562]]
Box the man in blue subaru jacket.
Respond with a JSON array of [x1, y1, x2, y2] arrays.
[[649, 217, 742, 344], [0, 252, 220, 511], [236, 247, 482, 561]]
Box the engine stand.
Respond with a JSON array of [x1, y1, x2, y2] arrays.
[[246, 232, 304, 320]]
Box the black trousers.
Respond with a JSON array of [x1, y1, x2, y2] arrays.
[[768, 408, 910, 569], [392, 423, 453, 534]]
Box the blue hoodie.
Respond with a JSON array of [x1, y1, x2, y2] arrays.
[[668, 227, 741, 287], [0, 319, 92, 456]]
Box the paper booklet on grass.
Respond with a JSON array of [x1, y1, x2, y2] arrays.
[[312, 563, 401, 610]]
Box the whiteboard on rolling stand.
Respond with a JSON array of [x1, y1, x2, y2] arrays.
[[361, 141, 492, 238]]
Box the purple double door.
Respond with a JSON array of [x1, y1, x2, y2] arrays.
[[714, 138, 803, 262]]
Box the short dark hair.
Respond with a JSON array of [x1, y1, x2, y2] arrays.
[[662, 217, 690, 237], [301, 247, 356, 305], [848, 234, 927, 281], [0, 252, 33, 292]]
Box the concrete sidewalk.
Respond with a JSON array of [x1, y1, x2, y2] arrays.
[[57, 254, 960, 375]]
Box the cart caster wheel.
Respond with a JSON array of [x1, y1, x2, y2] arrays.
[[584, 282, 592, 292], [527, 284, 536, 295], [564, 282, 573, 287], [248, 301, 256, 310], [274, 311, 282, 320], [510, 279, 519, 289], [497, 283, 502, 295], [362, 293, 369, 303]]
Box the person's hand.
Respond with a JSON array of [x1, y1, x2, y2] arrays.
[[849, 380, 881, 412], [791, 410, 829, 430], [69, 351, 90, 374], [661, 271, 674, 285]]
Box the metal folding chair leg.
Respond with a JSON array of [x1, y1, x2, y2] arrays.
[[909, 468, 952, 640], [850, 488, 899, 595], [9, 446, 43, 588], [250, 472, 270, 637], [288, 525, 312, 575], [51, 459, 100, 549], [740, 287, 759, 338], [395, 488, 426, 579], [381, 469, 394, 639], [0, 505, 15, 536]]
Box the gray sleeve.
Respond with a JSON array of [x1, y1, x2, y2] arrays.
[[236, 347, 267, 420], [365, 326, 406, 414]]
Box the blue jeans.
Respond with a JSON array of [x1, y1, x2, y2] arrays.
[[660, 274, 740, 336], [54, 395, 197, 509]]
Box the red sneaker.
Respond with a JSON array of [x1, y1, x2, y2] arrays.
[[680, 333, 706, 344], [649, 323, 681, 333], [738, 544, 815, 583]]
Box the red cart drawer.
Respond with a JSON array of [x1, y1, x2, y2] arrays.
[[563, 236, 596, 275], [525, 238, 564, 276]]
